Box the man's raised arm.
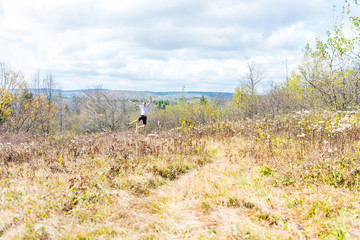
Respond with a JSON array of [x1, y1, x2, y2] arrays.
[[128, 100, 138, 106], [148, 96, 152, 106]]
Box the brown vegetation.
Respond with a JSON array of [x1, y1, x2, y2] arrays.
[[1, 111, 360, 239]]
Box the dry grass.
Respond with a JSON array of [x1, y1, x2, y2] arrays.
[[1, 110, 360, 239], [0, 130, 212, 239]]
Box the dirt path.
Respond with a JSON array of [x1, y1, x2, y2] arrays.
[[124, 145, 251, 239], [122, 142, 307, 239]]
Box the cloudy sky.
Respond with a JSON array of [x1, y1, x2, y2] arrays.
[[0, 0, 350, 92]]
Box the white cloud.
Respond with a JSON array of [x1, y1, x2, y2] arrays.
[[267, 23, 318, 52], [0, 0, 346, 92]]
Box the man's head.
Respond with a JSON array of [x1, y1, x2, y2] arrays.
[[143, 101, 146, 106]]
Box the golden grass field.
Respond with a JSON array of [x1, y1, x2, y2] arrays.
[[1, 111, 360, 239]]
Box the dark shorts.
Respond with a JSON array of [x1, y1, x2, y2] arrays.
[[137, 115, 147, 125]]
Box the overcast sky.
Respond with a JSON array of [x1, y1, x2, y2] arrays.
[[0, 0, 350, 92]]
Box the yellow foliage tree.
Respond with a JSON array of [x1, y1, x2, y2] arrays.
[[232, 83, 258, 117], [8, 89, 58, 133], [0, 64, 25, 123], [0, 64, 58, 133]]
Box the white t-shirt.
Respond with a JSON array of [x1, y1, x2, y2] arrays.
[[139, 105, 149, 115]]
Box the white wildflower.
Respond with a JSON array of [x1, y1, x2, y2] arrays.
[[339, 123, 351, 129], [335, 128, 343, 132]]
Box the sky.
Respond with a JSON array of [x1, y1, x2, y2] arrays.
[[0, 0, 351, 92]]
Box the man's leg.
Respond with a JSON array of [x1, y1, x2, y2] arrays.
[[137, 116, 147, 129], [127, 118, 139, 125]]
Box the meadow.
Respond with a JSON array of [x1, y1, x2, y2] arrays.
[[1, 1, 360, 239], [1, 110, 360, 239]]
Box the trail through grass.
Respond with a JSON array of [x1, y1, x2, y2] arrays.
[[117, 138, 360, 239]]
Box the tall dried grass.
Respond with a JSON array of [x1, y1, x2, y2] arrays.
[[1, 110, 360, 239]]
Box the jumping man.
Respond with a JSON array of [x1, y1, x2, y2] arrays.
[[127, 96, 152, 129]]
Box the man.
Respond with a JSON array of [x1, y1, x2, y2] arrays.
[[127, 96, 152, 129]]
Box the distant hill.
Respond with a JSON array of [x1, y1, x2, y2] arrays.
[[29, 89, 233, 101], [145, 91, 233, 100], [64, 90, 233, 100]]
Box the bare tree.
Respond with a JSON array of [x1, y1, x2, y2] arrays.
[[243, 60, 264, 95], [233, 60, 264, 117], [283, 57, 289, 81], [32, 70, 41, 95], [42, 72, 58, 103], [81, 86, 127, 132]]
